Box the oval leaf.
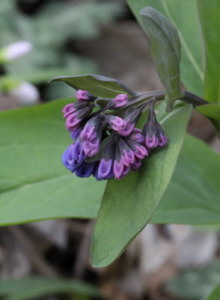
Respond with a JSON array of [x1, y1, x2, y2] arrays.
[[0, 100, 105, 225], [127, 0, 204, 97], [153, 134, 220, 224], [91, 104, 191, 267], [140, 7, 182, 110], [50, 74, 136, 98], [198, 0, 220, 102]]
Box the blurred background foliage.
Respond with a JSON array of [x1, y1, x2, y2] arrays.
[[0, 0, 124, 101]]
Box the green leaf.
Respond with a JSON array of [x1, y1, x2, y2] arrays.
[[197, 0, 220, 102], [140, 7, 182, 110], [166, 260, 220, 300], [152, 134, 220, 224], [91, 104, 191, 267], [208, 284, 220, 300], [0, 277, 101, 300], [50, 74, 136, 98], [196, 103, 220, 132], [0, 100, 105, 226], [127, 0, 204, 97]]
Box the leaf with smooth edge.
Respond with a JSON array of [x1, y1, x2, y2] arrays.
[[0, 100, 105, 225], [91, 104, 191, 267], [127, 0, 204, 97], [50, 74, 136, 98], [140, 7, 181, 110], [153, 134, 220, 224], [198, 0, 220, 102], [0, 277, 101, 300], [208, 284, 220, 300]]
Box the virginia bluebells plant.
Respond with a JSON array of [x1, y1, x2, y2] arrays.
[[62, 89, 168, 180]]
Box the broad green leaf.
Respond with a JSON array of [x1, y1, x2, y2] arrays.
[[208, 284, 220, 300], [196, 103, 220, 132], [196, 103, 220, 120], [140, 7, 182, 110], [197, 0, 220, 102], [91, 104, 191, 267], [127, 0, 204, 96], [0, 100, 105, 225], [152, 134, 220, 224], [166, 260, 220, 300], [50, 74, 136, 98], [0, 277, 101, 300]]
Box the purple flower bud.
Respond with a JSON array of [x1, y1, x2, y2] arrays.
[[65, 106, 92, 131], [80, 122, 97, 141], [113, 94, 128, 108], [122, 166, 130, 177], [129, 128, 144, 144], [62, 103, 77, 119], [70, 125, 83, 140], [131, 158, 142, 170], [117, 122, 134, 136], [145, 134, 159, 149], [65, 112, 81, 130], [76, 90, 90, 101], [97, 159, 113, 180], [108, 116, 128, 131], [143, 104, 160, 149], [82, 140, 100, 157], [121, 149, 135, 167], [157, 125, 168, 147], [134, 144, 148, 159], [74, 162, 96, 177], [62, 142, 85, 172], [113, 160, 124, 179]]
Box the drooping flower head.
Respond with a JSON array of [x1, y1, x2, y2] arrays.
[[61, 85, 167, 180]]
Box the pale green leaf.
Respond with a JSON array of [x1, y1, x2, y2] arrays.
[[91, 104, 192, 267], [197, 0, 220, 102], [140, 7, 182, 110], [127, 0, 204, 96]]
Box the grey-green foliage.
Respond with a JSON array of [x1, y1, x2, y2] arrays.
[[0, 0, 123, 84], [166, 260, 220, 300]]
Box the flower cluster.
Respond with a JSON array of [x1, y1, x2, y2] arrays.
[[62, 89, 167, 180]]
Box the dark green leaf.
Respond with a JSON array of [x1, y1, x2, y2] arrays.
[[153, 134, 220, 224], [0, 100, 105, 225], [140, 7, 182, 110], [50, 74, 136, 98], [197, 0, 220, 102], [0, 277, 101, 300], [91, 104, 191, 267], [127, 0, 204, 97]]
